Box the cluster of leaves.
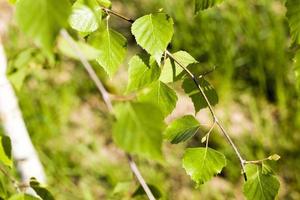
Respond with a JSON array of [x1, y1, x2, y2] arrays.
[[0, 0, 289, 199]]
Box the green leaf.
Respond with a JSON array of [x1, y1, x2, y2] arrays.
[[127, 55, 161, 92], [243, 164, 280, 200], [195, 0, 224, 13], [30, 178, 54, 200], [160, 51, 198, 83], [88, 22, 127, 77], [16, 0, 71, 52], [164, 115, 200, 144], [286, 0, 300, 44], [8, 194, 39, 200], [113, 102, 165, 160], [182, 78, 218, 113], [57, 36, 100, 60], [69, 0, 101, 33], [0, 136, 12, 168], [182, 147, 226, 185], [131, 13, 174, 63], [97, 0, 111, 8], [138, 81, 178, 117]]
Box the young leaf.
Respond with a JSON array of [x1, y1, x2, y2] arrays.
[[164, 115, 200, 144], [268, 154, 281, 161], [160, 51, 198, 83], [243, 164, 280, 200], [57, 36, 100, 60], [131, 13, 174, 63], [195, 0, 224, 13], [113, 102, 165, 160], [127, 55, 161, 92], [138, 81, 178, 117], [286, 0, 300, 44], [16, 0, 71, 52], [30, 178, 55, 200], [0, 136, 12, 168], [88, 23, 127, 77], [182, 147, 226, 185], [182, 78, 218, 113], [8, 194, 40, 200], [69, 0, 101, 33]]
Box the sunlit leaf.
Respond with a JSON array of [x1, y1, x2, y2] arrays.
[[138, 81, 178, 117], [164, 115, 200, 144], [16, 0, 71, 52], [160, 51, 198, 83], [89, 22, 127, 77], [127, 55, 161, 92], [113, 102, 165, 160], [195, 0, 224, 13], [131, 13, 174, 62], [0, 136, 12, 168], [182, 147, 226, 185], [69, 0, 101, 33], [243, 164, 280, 200], [182, 78, 218, 113], [286, 0, 300, 44]]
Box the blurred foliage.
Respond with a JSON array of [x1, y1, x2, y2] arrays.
[[1, 0, 300, 199]]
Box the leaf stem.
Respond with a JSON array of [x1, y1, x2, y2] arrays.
[[203, 121, 216, 148], [60, 29, 156, 200]]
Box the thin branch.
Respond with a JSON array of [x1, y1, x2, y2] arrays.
[[102, 7, 134, 23], [165, 51, 247, 181], [244, 159, 269, 164], [60, 30, 113, 112], [60, 29, 156, 200], [244, 154, 280, 164], [127, 155, 156, 200]]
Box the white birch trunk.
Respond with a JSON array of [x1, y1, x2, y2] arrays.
[[0, 40, 46, 185]]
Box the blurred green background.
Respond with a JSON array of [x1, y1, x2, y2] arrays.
[[1, 0, 300, 199]]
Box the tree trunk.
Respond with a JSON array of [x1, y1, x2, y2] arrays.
[[0, 3, 46, 185]]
